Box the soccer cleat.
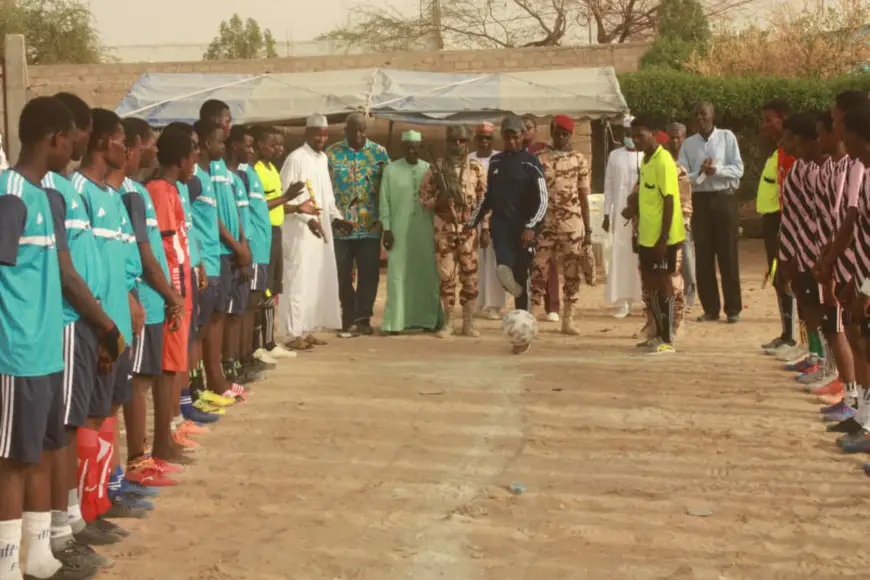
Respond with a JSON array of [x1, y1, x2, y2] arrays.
[[172, 430, 201, 450], [841, 436, 870, 454], [179, 419, 210, 436], [636, 337, 659, 349], [88, 518, 129, 539], [253, 348, 278, 366], [818, 392, 844, 406], [776, 346, 807, 362], [151, 457, 184, 474], [73, 522, 122, 547], [785, 354, 816, 372], [229, 383, 248, 397], [193, 400, 226, 415], [119, 479, 159, 498], [104, 497, 150, 518], [125, 458, 179, 487], [183, 406, 221, 424], [25, 551, 97, 580], [822, 401, 855, 423], [796, 367, 824, 385], [828, 416, 864, 433], [764, 339, 796, 356], [761, 336, 785, 350], [647, 342, 676, 355], [197, 390, 236, 407], [811, 379, 844, 397], [837, 429, 869, 448], [54, 538, 112, 571]]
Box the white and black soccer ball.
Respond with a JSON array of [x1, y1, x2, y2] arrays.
[[501, 309, 537, 346]]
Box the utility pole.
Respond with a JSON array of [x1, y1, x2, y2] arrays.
[[432, 0, 444, 49]]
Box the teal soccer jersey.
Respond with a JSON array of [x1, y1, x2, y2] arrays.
[[116, 186, 142, 293], [0, 169, 65, 376], [72, 172, 133, 344], [190, 165, 220, 277], [237, 164, 271, 265], [122, 178, 169, 325], [177, 180, 200, 268], [211, 159, 240, 255], [42, 171, 104, 326], [230, 170, 252, 241]]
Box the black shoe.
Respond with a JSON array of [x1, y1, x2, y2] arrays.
[[89, 517, 129, 539], [73, 521, 122, 546], [356, 320, 375, 335], [828, 417, 864, 434], [103, 502, 148, 520], [54, 537, 113, 570], [696, 313, 720, 322]]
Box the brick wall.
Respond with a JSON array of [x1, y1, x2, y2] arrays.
[[26, 43, 647, 110]]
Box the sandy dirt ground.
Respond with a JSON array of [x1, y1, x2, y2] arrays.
[[101, 240, 870, 580]]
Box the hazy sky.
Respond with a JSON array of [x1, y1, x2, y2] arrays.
[[88, 0, 417, 46]]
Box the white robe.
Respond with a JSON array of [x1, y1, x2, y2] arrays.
[[277, 143, 342, 338], [603, 147, 644, 304], [469, 150, 505, 311]]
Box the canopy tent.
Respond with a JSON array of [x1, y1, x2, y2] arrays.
[[114, 67, 629, 126]]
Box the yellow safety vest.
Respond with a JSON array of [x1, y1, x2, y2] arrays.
[[756, 150, 780, 215], [256, 161, 284, 226]]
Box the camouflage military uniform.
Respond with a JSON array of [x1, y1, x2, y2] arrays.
[[532, 149, 591, 317], [419, 157, 487, 309], [640, 164, 689, 337]]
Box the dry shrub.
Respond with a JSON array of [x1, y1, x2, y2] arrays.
[[688, 0, 870, 78]]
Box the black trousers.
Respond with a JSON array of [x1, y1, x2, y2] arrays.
[[491, 218, 535, 311], [334, 237, 382, 329], [691, 190, 743, 318]]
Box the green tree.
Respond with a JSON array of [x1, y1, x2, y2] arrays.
[[204, 14, 278, 61], [0, 0, 104, 65], [641, 0, 711, 70]]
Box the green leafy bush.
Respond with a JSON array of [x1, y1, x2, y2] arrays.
[[617, 69, 870, 200]]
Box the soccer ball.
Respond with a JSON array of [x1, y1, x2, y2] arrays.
[[501, 309, 537, 346]]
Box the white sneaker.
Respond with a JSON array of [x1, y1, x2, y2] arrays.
[[546, 312, 560, 322], [267, 345, 297, 359], [775, 344, 805, 362], [612, 301, 631, 319], [253, 348, 278, 365]]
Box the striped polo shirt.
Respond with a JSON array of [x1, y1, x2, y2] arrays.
[[816, 155, 848, 246], [834, 158, 865, 285], [852, 167, 870, 283], [779, 159, 821, 272]]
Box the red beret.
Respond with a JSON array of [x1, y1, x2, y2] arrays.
[[552, 114, 575, 133]]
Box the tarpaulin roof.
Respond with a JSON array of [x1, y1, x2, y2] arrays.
[[114, 67, 629, 127]]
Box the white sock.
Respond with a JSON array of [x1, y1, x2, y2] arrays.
[[172, 415, 184, 428], [48, 511, 72, 552], [0, 519, 22, 580], [66, 489, 84, 533], [22, 512, 60, 578]]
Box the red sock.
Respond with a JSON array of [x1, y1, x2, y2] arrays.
[[76, 428, 100, 522], [95, 417, 116, 517]]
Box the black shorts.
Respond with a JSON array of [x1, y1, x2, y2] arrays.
[[251, 263, 269, 293], [821, 304, 846, 334], [218, 255, 235, 314], [638, 245, 679, 274], [62, 321, 99, 429], [796, 270, 823, 307], [90, 348, 131, 418], [227, 265, 251, 316], [0, 373, 64, 463], [267, 226, 283, 296], [131, 322, 165, 377], [198, 276, 222, 328]]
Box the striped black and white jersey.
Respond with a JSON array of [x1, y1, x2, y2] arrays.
[[779, 159, 821, 272]]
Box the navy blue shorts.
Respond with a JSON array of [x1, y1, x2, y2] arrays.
[[90, 348, 131, 418], [250, 263, 268, 293], [131, 322, 164, 377], [62, 321, 98, 429], [0, 372, 64, 463], [198, 275, 223, 329]]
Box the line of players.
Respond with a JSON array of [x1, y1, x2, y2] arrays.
[[0, 94, 300, 580], [761, 90, 870, 472]]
